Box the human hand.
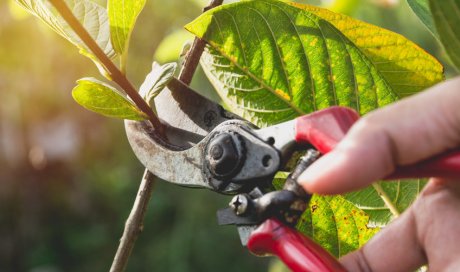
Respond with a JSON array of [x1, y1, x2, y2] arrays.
[[298, 77, 460, 271]]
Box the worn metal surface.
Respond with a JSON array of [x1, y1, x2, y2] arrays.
[[153, 78, 237, 148], [202, 121, 281, 192], [254, 120, 297, 167], [126, 79, 282, 193], [125, 120, 210, 188], [126, 117, 282, 194], [125, 78, 310, 194], [125, 77, 231, 188], [217, 150, 320, 245]]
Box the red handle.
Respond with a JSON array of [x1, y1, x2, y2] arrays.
[[294, 106, 460, 180], [247, 218, 346, 272]]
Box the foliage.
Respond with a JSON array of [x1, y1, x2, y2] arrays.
[[186, 0, 442, 255], [408, 0, 460, 71], [72, 78, 148, 120], [108, 0, 146, 71], [5, 0, 460, 270], [140, 62, 178, 110], [15, 0, 166, 122], [407, 0, 438, 37], [345, 179, 428, 226], [274, 173, 379, 257], [428, 0, 460, 71]]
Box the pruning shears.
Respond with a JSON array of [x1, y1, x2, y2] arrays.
[[125, 78, 460, 272]]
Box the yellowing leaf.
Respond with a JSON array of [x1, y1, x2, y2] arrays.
[[72, 78, 148, 120], [186, 0, 443, 127], [273, 173, 379, 258], [275, 89, 291, 101], [299, 195, 379, 257], [290, 2, 444, 97]]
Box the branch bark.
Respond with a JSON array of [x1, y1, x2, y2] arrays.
[[49, 0, 164, 136], [179, 0, 224, 84], [110, 170, 156, 272], [110, 1, 223, 271]]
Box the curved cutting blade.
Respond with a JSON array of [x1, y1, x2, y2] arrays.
[[125, 78, 239, 190]]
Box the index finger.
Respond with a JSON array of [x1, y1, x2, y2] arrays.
[[298, 77, 460, 194]]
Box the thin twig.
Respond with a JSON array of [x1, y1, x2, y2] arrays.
[[179, 0, 224, 84], [49, 0, 164, 136], [109, 1, 224, 271], [110, 170, 156, 272]]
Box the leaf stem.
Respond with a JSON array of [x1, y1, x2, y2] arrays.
[[372, 182, 401, 218], [110, 170, 156, 272], [49, 0, 164, 136]]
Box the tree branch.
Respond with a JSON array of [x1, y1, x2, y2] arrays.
[[49, 0, 164, 136], [109, 1, 223, 271], [179, 0, 224, 84], [110, 170, 156, 272]]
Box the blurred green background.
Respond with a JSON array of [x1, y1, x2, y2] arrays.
[[0, 0, 452, 271]]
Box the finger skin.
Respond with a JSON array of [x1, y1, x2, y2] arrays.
[[339, 179, 460, 272], [298, 77, 460, 194], [416, 178, 460, 272]]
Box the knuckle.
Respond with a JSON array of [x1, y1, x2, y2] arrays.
[[342, 115, 397, 174]]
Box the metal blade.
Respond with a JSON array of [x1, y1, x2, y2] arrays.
[[125, 78, 236, 189], [237, 225, 258, 246], [217, 208, 258, 246], [125, 120, 211, 188], [254, 120, 297, 166], [154, 78, 240, 148], [126, 78, 281, 194]]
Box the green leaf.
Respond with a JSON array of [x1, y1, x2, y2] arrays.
[[186, 0, 444, 251], [345, 180, 427, 226], [273, 172, 379, 257], [15, 0, 116, 66], [140, 62, 178, 109], [72, 78, 148, 120], [292, 3, 444, 94], [299, 195, 379, 257], [108, 0, 146, 69], [407, 0, 438, 38], [429, 0, 460, 71], [186, 0, 443, 126]]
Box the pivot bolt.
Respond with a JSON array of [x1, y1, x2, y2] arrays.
[[210, 144, 224, 160], [207, 133, 241, 177]]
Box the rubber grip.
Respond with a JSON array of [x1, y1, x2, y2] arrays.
[[294, 106, 460, 179], [247, 219, 346, 272], [295, 106, 359, 154]]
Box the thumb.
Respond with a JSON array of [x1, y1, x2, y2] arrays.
[[298, 77, 460, 194]]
